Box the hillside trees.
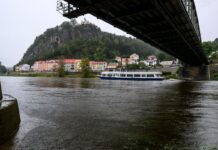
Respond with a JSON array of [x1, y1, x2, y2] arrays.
[[57, 59, 65, 77], [80, 58, 90, 78], [0, 65, 7, 74], [18, 20, 174, 66]]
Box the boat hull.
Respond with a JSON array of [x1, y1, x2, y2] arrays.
[[99, 77, 164, 81]]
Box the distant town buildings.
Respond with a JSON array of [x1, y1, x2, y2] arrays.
[[160, 60, 179, 68], [15, 53, 179, 73], [159, 61, 174, 67], [17, 59, 108, 73], [115, 53, 139, 66], [106, 63, 119, 70], [89, 61, 107, 72], [141, 55, 158, 66], [32, 60, 59, 72], [129, 53, 140, 64], [16, 64, 31, 72], [63, 59, 81, 72]]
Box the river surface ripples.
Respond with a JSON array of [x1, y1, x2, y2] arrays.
[[0, 77, 218, 149]]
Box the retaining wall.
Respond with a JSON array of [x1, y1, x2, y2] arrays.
[[0, 96, 20, 144]]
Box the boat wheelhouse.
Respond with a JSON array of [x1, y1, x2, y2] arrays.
[[99, 71, 164, 81]]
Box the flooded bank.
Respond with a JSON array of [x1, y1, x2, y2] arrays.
[[0, 77, 218, 149]]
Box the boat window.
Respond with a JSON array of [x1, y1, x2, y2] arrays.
[[142, 74, 146, 77], [121, 74, 126, 77], [108, 74, 112, 77], [127, 74, 133, 77], [156, 74, 161, 77], [147, 74, 154, 77], [115, 74, 119, 77], [102, 74, 106, 77], [134, 74, 141, 77]]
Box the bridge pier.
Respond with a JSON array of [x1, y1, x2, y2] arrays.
[[179, 65, 210, 81]]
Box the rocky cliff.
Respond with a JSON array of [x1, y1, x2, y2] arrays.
[[19, 19, 172, 65]]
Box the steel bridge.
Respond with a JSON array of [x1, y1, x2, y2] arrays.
[[57, 0, 208, 65]]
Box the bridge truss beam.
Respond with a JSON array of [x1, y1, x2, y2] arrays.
[[57, 0, 208, 65]]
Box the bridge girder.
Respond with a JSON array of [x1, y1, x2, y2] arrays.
[[57, 0, 208, 65]]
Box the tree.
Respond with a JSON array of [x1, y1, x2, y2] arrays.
[[57, 59, 65, 77], [81, 18, 90, 25], [202, 42, 216, 56], [18, 20, 174, 66], [80, 58, 90, 78], [126, 64, 140, 70], [70, 19, 78, 27], [0, 65, 7, 74], [157, 53, 166, 61], [139, 63, 149, 70]]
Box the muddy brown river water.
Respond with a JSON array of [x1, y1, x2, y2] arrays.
[[0, 77, 218, 149]]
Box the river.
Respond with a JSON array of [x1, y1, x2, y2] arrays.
[[0, 77, 218, 149]]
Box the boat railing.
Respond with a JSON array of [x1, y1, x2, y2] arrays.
[[106, 69, 152, 72]]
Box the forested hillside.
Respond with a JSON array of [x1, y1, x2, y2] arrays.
[[19, 19, 173, 65], [202, 38, 218, 57]]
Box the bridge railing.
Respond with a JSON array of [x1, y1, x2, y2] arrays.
[[56, 0, 77, 15], [181, 0, 201, 40]]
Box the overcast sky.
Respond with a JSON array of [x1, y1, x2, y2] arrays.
[[0, 0, 218, 67]]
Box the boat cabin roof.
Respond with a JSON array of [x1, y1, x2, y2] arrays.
[[101, 71, 162, 74]]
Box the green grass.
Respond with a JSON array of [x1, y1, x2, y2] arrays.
[[8, 72, 58, 77]]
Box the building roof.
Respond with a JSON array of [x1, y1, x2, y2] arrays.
[[63, 59, 80, 63], [160, 61, 173, 66], [148, 55, 157, 59]]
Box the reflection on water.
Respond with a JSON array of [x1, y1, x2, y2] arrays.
[[0, 77, 218, 149], [124, 82, 202, 149]]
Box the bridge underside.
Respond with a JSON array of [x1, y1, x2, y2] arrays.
[[60, 0, 208, 65]]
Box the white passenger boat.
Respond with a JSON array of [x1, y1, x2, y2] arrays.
[[99, 71, 164, 81]]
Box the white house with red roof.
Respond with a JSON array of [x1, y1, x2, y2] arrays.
[[115, 53, 139, 67], [129, 53, 139, 64], [141, 55, 158, 66]]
